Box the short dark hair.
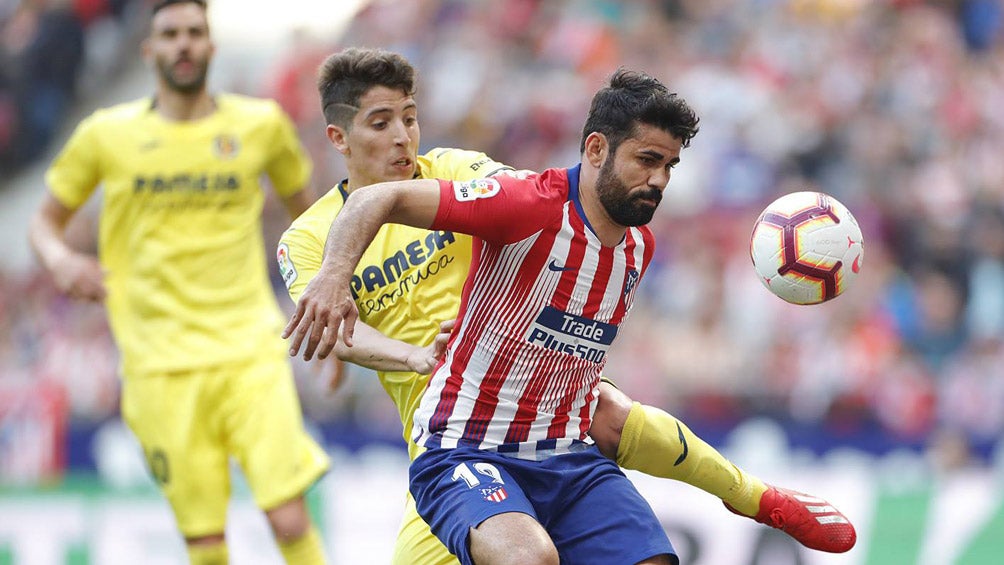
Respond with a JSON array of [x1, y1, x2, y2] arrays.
[[316, 47, 416, 128], [152, 0, 207, 16], [579, 69, 699, 154]]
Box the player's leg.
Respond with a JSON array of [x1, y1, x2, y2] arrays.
[[120, 371, 232, 564], [264, 496, 326, 563], [470, 513, 557, 565], [541, 447, 676, 565], [223, 354, 331, 564], [592, 381, 766, 514], [185, 539, 229, 564], [391, 492, 459, 565], [592, 381, 856, 553], [409, 447, 556, 565]]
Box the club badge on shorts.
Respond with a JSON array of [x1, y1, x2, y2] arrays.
[[481, 485, 508, 503]]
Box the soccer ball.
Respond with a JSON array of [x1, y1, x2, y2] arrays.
[[750, 191, 864, 305]]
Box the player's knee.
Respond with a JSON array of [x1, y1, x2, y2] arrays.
[[469, 514, 558, 565], [590, 382, 633, 460], [265, 496, 312, 542]]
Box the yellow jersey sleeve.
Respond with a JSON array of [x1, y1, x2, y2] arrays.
[[262, 101, 312, 197], [420, 147, 514, 182], [45, 113, 104, 209], [278, 185, 347, 304]]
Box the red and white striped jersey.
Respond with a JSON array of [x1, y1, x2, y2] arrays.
[[411, 165, 655, 460]]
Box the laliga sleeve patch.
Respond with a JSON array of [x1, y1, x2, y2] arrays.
[[277, 243, 298, 289], [452, 178, 501, 202]]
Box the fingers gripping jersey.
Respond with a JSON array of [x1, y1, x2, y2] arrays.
[[412, 166, 654, 460], [45, 95, 311, 376], [278, 148, 513, 456]]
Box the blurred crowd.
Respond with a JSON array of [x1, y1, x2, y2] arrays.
[[5, 0, 1004, 474], [0, 0, 140, 174]]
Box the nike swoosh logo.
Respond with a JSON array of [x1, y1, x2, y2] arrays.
[[852, 254, 862, 274], [674, 421, 688, 466], [547, 259, 576, 272]]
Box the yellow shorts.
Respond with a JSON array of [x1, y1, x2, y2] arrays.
[[121, 354, 330, 538], [391, 492, 458, 565]]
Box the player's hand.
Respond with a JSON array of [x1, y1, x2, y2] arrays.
[[53, 252, 106, 302], [407, 319, 456, 374], [493, 169, 536, 180], [283, 271, 358, 361]]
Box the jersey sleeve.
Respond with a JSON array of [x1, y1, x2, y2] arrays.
[[277, 223, 324, 304], [276, 187, 347, 303], [431, 174, 560, 244], [423, 147, 514, 182], [44, 114, 103, 209], [264, 102, 312, 197]]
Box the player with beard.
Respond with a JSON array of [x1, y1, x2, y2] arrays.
[[287, 68, 692, 564], [280, 48, 857, 563], [284, 68, 859, 564], [29, 1, 333, 563]]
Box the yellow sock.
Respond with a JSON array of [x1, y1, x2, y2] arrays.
[[278, 525, 327, 565], [617, 402, 767, 516], [187, 542, 228, 565]]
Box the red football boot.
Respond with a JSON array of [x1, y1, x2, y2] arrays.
[[726, 486, 857, 553]]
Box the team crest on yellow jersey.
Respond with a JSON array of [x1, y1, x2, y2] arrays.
[[213, 134, 240, 159]]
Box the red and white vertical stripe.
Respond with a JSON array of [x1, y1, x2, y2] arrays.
[[413, 196, 653, 459]]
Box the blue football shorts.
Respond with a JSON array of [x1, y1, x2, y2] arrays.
[[409, 444, 677, 565]]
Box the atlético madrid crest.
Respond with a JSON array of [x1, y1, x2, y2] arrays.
[[213, 134, 240, 159], [481, 485, 508, 503], [623, 269, 640, 306]]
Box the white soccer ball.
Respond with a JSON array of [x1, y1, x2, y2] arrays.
[[750, 191, 864, 305]]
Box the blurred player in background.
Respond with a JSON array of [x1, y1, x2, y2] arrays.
[[28, 1, 330, 563], [278, 47, 856, 563]]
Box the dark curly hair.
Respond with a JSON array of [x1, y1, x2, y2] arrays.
[[579, 68, 700, 154]]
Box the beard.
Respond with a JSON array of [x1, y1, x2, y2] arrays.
[[157, 57, 209, 95], [595, 156, 662, 227]]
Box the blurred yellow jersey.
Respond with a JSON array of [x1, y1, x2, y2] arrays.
[[46, 94, 311, 377], [279, 148, 511, 457]]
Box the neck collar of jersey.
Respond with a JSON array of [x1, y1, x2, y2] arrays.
[[566, 163, 595, 235], [148, 94, 218, 116], [337, 179, 349, 202], [567, 163, 628, 246]]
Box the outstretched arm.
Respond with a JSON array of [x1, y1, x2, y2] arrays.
[[283, 178, 442, 360], [330, 318, 453, 374]]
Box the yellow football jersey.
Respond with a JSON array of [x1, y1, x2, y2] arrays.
[[46, 94, 311, 377], [279, 148, 511, 457]]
